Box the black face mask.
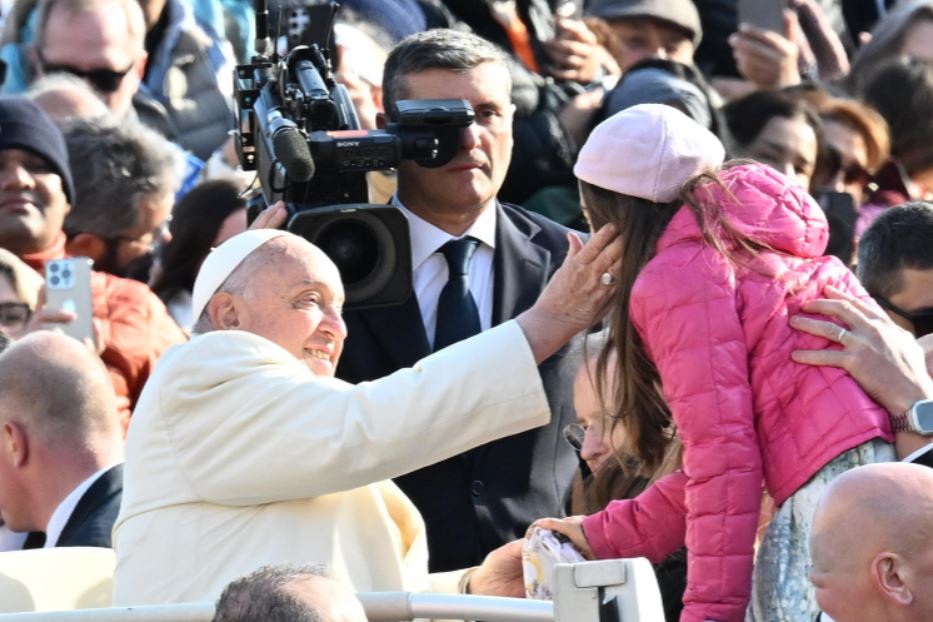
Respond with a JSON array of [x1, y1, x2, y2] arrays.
[[876, 297, 933, 338], [92, 237, 155, 284], [119, 252, 156, 284]]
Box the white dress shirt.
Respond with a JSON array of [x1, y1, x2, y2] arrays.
[[393, 197, 497, 349], [44, 466, 112, 548]]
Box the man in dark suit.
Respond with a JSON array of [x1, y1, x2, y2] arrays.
[[337, 29, 581, 572], [0, 332, 124, 548]]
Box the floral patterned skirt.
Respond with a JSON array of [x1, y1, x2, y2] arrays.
[[746, 438, 896, 622]]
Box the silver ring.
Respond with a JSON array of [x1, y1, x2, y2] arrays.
[[835, 326, 847, 343], [600, 272, 614, 286]]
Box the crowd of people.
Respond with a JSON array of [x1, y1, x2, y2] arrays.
[[0, 1, 932, 622]]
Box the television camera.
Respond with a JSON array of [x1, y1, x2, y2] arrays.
[[233, 0, 474, 308]]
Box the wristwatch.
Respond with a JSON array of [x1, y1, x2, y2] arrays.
[[890, 399, 933, 435]]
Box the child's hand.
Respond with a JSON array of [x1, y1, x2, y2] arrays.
[[528, 516, 594, 559]]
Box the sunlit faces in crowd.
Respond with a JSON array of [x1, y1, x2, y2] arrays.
[[724, 91, 822, 190], [0, 149, 70, 257], [36, 0, 147, 117], [601, 17, 695, 72]]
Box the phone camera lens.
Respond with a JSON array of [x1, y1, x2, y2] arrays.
[[50, 275, 60, 286]]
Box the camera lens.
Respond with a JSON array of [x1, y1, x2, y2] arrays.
[[316, 220, 380, 286]]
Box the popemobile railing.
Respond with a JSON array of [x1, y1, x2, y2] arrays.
[[0, 559, 663, 622]]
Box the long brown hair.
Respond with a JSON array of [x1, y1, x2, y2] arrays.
[[581, 163, 767, 469]]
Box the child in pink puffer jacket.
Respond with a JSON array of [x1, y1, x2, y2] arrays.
[[545, 105, 894, 622]]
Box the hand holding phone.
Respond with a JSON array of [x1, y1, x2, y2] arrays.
[[738, 0, 785, 33], [43, 258, 95, 343]]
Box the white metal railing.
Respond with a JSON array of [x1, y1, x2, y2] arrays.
[[0, 558, 662, 622]]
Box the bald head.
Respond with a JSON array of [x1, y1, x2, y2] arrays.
[[0, 331, 119, 444], [810, 462, 933, 622]]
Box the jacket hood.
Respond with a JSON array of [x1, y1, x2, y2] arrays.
[[657, 162, 829, 258]]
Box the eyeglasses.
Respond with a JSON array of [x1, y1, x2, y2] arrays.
[[0, 302, 31, 329], [563, 423, 585, 453], [875, 297, 933, 337], [825, 147, 872, 188], [103, 215, 174, 253], [36, 50, 134, 94]]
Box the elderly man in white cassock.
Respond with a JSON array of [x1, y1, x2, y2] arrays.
[[112, 219, 621, 606]]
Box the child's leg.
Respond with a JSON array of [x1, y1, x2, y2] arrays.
[[746, 439, 896, 622]]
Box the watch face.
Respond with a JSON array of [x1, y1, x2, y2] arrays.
[[915, 401, 933, 433]]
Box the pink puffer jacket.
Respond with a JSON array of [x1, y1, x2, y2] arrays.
[[582, 163, 892, 622]]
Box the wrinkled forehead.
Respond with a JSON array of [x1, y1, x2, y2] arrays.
[[249, 236, 345, 295]]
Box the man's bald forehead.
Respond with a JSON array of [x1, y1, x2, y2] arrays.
[[230, 235, 337, 281], [0, 330, 103, 371], [813, 462, 933, 559]]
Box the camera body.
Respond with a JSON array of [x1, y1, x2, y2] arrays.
[[233, 1, 474, 308]]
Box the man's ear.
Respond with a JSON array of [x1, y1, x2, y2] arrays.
[[375, 112, 387, 129], [2, 421, 28, 469], [208, 292, 243, 330], [371, 85, 384, 113], [871, 552, 914, 606], [135, 51, 148, 80], [65, 233, 107, 266]]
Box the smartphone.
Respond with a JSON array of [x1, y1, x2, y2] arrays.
[[905, 442, 933, 469], [45, 257, 95, 343], [738, 0, 785, 33], [555, 0, 583, 20], [813, 190, 856, 264]]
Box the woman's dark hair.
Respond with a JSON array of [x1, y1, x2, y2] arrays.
[[860, 56, 933, 177], [581, 163, 769, 468], [723, 90, 823, 149], [151, 180, 247, 304]]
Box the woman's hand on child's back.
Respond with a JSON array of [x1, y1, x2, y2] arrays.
[[528, 516, 594, 559]]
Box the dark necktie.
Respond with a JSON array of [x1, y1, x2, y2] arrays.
[[434, 237, 482, 351]]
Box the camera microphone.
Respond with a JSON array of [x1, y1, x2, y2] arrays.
[[268, 110, 315, 182]]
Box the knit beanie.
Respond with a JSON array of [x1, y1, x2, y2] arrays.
[[0, 96, 75, 203]]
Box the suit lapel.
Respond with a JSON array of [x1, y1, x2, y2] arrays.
[[351, 294, 431, 370], [492, 204, 551, 325], [57, 464, 122, 547]]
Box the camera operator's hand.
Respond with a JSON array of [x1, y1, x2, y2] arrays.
[[516, 224, 621, 364], [248, 201, 288, 231]]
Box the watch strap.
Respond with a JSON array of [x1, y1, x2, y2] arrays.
[[891, 409, 915, 433]]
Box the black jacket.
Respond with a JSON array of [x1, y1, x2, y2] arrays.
[[56, 464, 123, 548]]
